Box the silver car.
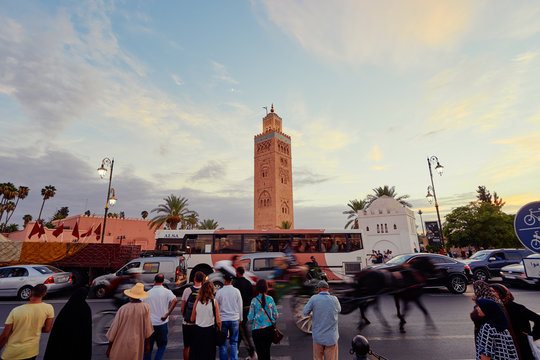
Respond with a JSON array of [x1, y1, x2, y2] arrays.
[[0, 265, 73, 300], [500, 253, 540, 288]]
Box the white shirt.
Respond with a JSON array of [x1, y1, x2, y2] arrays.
[[143, 285, 176, 326], [215, 284, 243, 322], [195, 300, 215, 327]]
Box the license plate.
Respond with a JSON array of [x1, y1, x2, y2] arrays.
[[503, 274, 516, 279], [56, 276, 68, 283]]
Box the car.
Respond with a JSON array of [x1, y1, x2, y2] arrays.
[[462, 248, 533, 281], [0, 265, 73, 300], [90, 256, 187, 298], [373, 253, 473, 294], [500, 253, 540, 288]]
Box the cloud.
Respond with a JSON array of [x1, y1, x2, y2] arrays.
[[294, 168, 333, 188], [261, 0, 475, 67], [368, 146, 383, 161], [211, 60, 238, 84], [190, 161, 227, 181]]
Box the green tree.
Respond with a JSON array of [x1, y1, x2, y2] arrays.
[[4, 186, 29, 225], [367, 185, 412, 208], [185, 213, 200, 229], [199, 219, 219, 230], [52, 207, 69, 220], [343, 199, 367, 229], [0, 183, 18, 222], [22, 214, 33, 227], [476, 185, 506, 207], [38, 185, 56, 222], [149, 195, 195, 230], [279, 221, 292, 229], [443, 202, 520, 250]]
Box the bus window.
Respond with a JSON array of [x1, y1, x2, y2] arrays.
[[348, 234, 363, 251], [244, 235, 266, 253], [322, 234, 347, 252], [186, 235, 213, 254], [292, 234, 320, 252], [268, 234, 291, 252], [214, 235, 242, 253]]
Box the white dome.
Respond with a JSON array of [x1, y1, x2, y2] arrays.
[[367, 195, 404, 211]]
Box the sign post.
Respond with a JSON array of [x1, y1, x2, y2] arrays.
[[513, 201, 540, 254]]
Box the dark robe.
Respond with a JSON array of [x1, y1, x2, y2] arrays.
[[505, 301, 540, 360], [44, 287, 92, 360]]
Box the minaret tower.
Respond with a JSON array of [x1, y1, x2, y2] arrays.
[[254, 105, 294, 230]]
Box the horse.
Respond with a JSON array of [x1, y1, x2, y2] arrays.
[[338, 256, 441, 333]]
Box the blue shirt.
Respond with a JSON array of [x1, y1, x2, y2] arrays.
[[302, 292, 341, 346]]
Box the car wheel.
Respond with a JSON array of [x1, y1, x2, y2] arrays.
[[18, 286, 32, 301], [447, 275, 467, 294], [474, 269, 489, 281], [93, 285, 107, 299]]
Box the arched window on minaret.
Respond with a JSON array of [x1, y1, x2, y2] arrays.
[[259, 191, 271, 208]]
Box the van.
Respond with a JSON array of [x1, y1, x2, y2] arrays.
[[90, 256, 187, 298]]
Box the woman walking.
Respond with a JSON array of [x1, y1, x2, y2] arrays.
[[190, 281, 221, 359], [247, 279, 278, 360], [44, 288, 92, 360]]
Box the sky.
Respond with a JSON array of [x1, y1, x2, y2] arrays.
[[1, 0, 540, 231]]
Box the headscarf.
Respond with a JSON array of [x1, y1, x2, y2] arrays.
[[473, 281, 503, 305], [490, 283, 515, 304], [44, 287, 92, 360], [476, 298, 509, 332]]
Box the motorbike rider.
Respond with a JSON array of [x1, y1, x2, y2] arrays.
[[112, 268, 143, 308]]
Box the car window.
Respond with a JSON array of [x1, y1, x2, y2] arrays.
[[9, 268, 29, 277], [253, 258, 275, 271], [117, 261, 141, 275], [491, 252, 505, 260], [470, 251, 490, 260], [506, 251, 522, 260], [0, 269, 11, 278], [427, 256, 454, 264], [33, 266, 54, 274], [143, 262, 160, 274], [386, 254, 415, 265]]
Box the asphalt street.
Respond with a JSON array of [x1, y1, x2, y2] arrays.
[[0, 285, 538, 360]]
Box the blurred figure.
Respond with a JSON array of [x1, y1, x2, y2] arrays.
[[475, 299, 518, 360], [113, 268, 143, 308], [0, 284, 54, 360], [106, 283, 154, 360], [44, 288, 91, 360], [491, 283, 540, 360], [248, 280, 278, 360]]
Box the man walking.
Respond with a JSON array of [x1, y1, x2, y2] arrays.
[[216, 272, 243, 360], [143, 274, 178, 360], [0, 284, 54, 360], [181, 271, 204, 360], [302, 281, 341, 360], [234, 266, 256, 360]]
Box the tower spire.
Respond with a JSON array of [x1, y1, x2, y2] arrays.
[[270, 104, 274, 113]]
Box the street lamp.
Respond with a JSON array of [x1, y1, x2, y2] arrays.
[[418, 210, 425, 236], [426, 155, 444, 246], [97, 157, 115, 244]]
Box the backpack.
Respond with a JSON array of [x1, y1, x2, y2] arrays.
[[183, 286, 199, 323]]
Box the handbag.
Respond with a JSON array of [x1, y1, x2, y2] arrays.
[[212, 299, 227, 346], [258, 296, 284, 344]]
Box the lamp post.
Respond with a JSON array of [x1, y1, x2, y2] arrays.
[[97, 158, 116, 244], [418, 210, 425, 236], [426, 156, 444, 246]]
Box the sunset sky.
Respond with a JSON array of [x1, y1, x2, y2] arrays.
[[1, 1, 540, 230]]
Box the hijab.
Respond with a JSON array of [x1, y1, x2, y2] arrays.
[[44, 287, 92, 360], [473, 280, 503, 305], [490, 283, 515, 304], [476, 298, 509, 332]]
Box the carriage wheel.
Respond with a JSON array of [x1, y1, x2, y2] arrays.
[[292, 295, 312, 334]]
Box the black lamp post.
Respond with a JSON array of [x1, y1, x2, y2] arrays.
[[426, 156, 444, 246], [97, 158, 116, 244]]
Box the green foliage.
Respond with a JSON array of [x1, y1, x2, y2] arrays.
[[443, 202, 520, 249], [279, 221, 292, 229], [0, 223, 19, 233], [52, 207, 69, 220], [199, 219, 219, 229], [149, 194, 197, 230], [343, 199, 367, 229], [476, 186, 505, 207], [367, 185, 412, 208]]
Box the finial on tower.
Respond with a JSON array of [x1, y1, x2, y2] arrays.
[[271, 104, 274, 113]]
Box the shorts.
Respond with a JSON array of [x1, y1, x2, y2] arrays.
[[183, 323, 196, 347]]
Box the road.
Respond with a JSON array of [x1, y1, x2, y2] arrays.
[[0, 286, 538, 359]]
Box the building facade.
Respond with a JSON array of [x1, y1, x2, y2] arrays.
[[254, 105, 294, 230], [357, 196, 420, 256]]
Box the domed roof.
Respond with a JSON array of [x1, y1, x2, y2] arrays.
[[367, 195, 404, 211]]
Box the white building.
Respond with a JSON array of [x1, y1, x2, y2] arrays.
[[357, 196, 420, 257]]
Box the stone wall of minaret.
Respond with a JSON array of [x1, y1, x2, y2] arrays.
[[254, 106, 294, 230]]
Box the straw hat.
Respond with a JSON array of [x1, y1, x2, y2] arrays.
[[124, 283, 148, 299]]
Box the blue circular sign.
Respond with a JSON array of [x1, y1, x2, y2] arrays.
[[514, 201, 540, 254]]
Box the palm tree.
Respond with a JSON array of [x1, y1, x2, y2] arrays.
[[0, 183, 18, 221], [4, 186, 29, 225], [23, 214, 33, 227], [38, 185, 56, 222], [149, 195, 194, 230], [198, 219, 219, 230], [343, 199, 367, 229], [141, 210, 149, 219], [366, 185, 412, 208], [279, 221, 292, 229], [185, 213, 200, 229]]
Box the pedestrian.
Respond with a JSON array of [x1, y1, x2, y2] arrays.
[[302, 280, 341, 360], [43, 287, 92, 360], [143, 274, 178, 360], [216, 272, 243, 360], [106, 283, 154, 360], [0, 284, 54, 360], [234, 266, 256, 360], [247, 279, 278, 360], [190, 281, 221, 360], [376, 251, 383, 264], [491, 283, 540, 360], [181, 271, 205, 360], [471, 281, 504, 339], [475, 299, 519, 360]]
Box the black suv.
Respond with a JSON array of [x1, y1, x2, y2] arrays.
[[462, 248, 533, 281], [373, 253, 472, 294]]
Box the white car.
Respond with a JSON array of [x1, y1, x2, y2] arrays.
[[500, 253, 540, 288], [0, 265, 73, 300]]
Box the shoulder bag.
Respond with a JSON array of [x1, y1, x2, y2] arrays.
[[211, 299, 227, 346], [258, 296, 284, 344]]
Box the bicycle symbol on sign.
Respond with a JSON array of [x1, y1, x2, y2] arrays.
[[532, 231, 540, 250], [524, 208, 540, 226]]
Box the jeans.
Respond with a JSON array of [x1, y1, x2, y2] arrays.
[[219, 320, 239, 360], [143, 323, 168, 360]]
